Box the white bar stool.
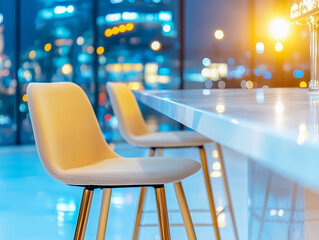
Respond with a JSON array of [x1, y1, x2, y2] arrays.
[[27, 82, 201, 240], [101, 82, 239, 240]]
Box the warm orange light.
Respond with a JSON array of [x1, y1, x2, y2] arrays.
[[246, 80, 254, 89], [87, 46, 94, 54], [112, 27, 119, 35], [62, 63, 73, 75], [96, 46, 105, 55], [212, 150, 218, 158], [44, 43, 52, 52], [126, 23, 134, 31], [275, 42, 284, 52], [269, 18, 289, 40], [150, 41, 161, 51], [300, 81, 307, 88], [22, 94, 28, 102], [29, 50, 36, 60], [214, 29, 224, 40], [105, 29, 112, 37], [216, 104, 225, 113], [128, 82, 140, 90], [210, 171, 222, 178], [119, 24, 126, 33]]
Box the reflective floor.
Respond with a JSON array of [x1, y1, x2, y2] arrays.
[[0, 142, 317, 239], [0, 143, 248, 240]]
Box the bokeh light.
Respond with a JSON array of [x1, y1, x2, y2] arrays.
[[87, 46, 94, 54], [29, 50, 36, 60], [105, 29, 112, 37], [216, 104, 225, 113], [128, 82, 140, 90], [202, 58, 211, 67], [300, 81, 307, 88], [119, 24, 126, 33], [76, 36, 84, 45], [269, 18, 289, 40], [22, 94, 28, 102], [214, 29, 224, 40], [256, 42, 264, 54], [44, 43, 52, 52], [275, 42, 284, 52], [163, 24, 171, 33], [112, 26, 119, 35], [62, 63, 73, 75], [126, 23, 134, 31], [96, 46, 105, 55], [151, 41, 161, 51]]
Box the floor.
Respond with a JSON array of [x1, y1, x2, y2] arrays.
[[0, 142, 312, 240]]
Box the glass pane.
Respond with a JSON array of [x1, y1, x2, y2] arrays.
[[0, 0, 16, 145], [19, 0, 95, 143], [97, 0, 181, 141], [184, 0, 250, 89]]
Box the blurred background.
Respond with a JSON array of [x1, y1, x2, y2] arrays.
[[0, 0, 308, 145]]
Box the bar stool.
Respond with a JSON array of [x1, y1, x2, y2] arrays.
[[27, 82, 201, 240], [101, 82, 239, 240]]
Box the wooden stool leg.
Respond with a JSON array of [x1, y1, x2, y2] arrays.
[[74, 188, 94, 240], [199, 147, 221, 240], [154, 186, 171, 240], [97, 188, 112, 240], [174, 182, 197, 240]]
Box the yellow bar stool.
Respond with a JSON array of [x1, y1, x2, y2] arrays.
[[27, 82, 201, 240], [100, 82, 239, 240]]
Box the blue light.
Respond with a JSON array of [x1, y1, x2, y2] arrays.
[[256, 88, 264, 104], [253, 68, 262, 76], [159, 124, 171, 131], [159, 68, 170, 75], [232, 66, 246, 78], [162, 24, 172, 33], [228, 58, 235, 66], [19, 104, 27, 113], [122, 12, 138, 21], [159, 11, 172, 21], [54, 6, 67, 14], [0, 13, 3, 24], [39, 9, 53, 19], [146, 14, 154, 21], [66, 5, 74, 13], [77, 54, 91, 63], [237, 66, 246, 75], [293, 69, 304, 78], [110, 0, 123, 3], [202, 58, 211, 67], [263, 71, 272, 79], [153, 0, 161, 2], [105, 13, 121, 22]]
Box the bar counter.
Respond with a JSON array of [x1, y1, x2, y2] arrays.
[[135, 88, 319, 191]]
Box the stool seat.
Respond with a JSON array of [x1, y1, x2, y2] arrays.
[[55, 156, 200, 186], [130, 130, 212, 148]]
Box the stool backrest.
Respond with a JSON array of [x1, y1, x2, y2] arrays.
[[27, 82, 119, 173], [107, 82, 150, 144]]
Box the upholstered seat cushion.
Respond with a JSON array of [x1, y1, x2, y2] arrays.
[[57, 156, 201, 186], [130, 131, 212, 148]]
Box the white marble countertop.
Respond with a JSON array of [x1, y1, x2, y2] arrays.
[[135, 88, 319, 191]]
